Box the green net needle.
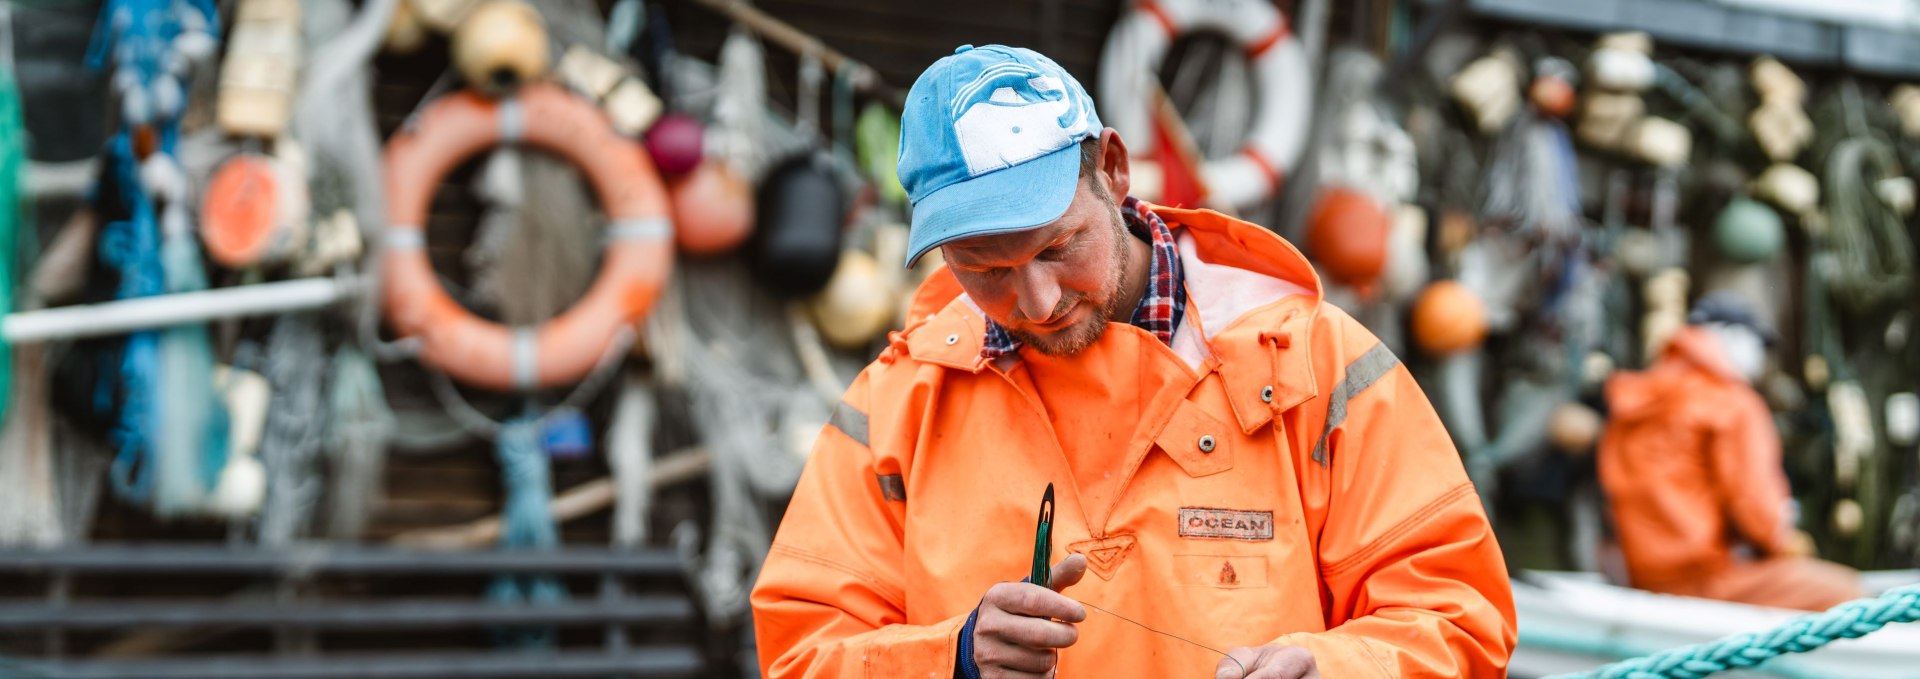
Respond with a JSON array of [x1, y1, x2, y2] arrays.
[[1031, 483, 1054, 589]]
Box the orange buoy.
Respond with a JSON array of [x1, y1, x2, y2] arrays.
[[1411, 280, 1489, 356], [668, 158, 753, 255], [1529, 75, 1576, 119], [382, 82, 673, 391], [1305, 187, 1389, 288], [201, 153, 308, 268]]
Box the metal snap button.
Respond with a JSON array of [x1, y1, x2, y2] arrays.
[[1260, 385, 1274, 403], [1198, 435, 1216, 453], [945, 334, 960, 345]]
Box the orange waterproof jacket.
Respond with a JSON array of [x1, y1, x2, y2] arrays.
[[1599, 326, 1792, 589], [751, 205, 1516, 678]]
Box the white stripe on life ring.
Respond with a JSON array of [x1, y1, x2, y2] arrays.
[[498, 98, 526, 143], [512, 326, 538, 391], [385, 230, 426, 250], [608, 216, 672, 242]]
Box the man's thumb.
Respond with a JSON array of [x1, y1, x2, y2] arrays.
[[1050, 554, 1087, 592], [1214, 647, 1264, 679]]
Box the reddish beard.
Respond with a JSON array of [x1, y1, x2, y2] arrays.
[[1007, 194, 1132, 356]]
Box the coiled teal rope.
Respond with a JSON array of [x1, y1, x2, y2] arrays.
[[485, 416, 566, 648], [0, 68, 23, 424], [1550, 584, 1920, 679]]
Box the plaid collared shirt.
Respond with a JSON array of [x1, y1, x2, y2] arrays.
[[981, 196, 1186, 358]]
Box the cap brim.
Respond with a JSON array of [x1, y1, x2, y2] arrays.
[[906, 143, 1081, 267]]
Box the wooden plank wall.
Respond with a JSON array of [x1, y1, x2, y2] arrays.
[[662, 0, 1126, 129]]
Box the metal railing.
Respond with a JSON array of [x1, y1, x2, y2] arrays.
[[0, 544, 710, 679]]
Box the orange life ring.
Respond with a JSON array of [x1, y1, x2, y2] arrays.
[[382, 82, 672, 391], [1098, 0, 1312, 209]]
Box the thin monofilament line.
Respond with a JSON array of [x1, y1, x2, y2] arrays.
[[1080, 600, 1248, 678]]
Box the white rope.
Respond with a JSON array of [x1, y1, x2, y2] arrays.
[[255, 314, 329, 547], [658, 260, 835, 623], [608, 373, 655, 548], [0, 344, 61, 546], [711, 28, 772, 180], [53, 411, 110, 546], [294, 0, 393, 240], [324, 347, 393, 541]]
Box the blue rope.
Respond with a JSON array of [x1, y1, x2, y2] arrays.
[[153, 222, 230, 515], [1550, 584, 1920, 679], [98, 134, 162, 505], [89, 0, 225, 514], [486, 416, 567, 648]]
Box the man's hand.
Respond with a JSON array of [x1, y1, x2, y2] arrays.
[[972, 554, 1088, 678], [1214, 645, 1320, 679]]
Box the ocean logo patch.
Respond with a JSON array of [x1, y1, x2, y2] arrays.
[[948, 67, 1093, 177], [1178, 507, 1275, 541]]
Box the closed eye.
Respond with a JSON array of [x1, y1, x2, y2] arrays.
[[954, 264, 1013, 280], [1037, 239, 1075, 261]]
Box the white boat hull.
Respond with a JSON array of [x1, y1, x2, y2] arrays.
[[1512, 571, 1920, 679]]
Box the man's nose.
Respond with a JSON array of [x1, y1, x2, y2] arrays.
[[1014, 265, 1062, 322]]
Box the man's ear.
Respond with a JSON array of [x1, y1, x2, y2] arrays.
[[1097, 128, 1131, 200]]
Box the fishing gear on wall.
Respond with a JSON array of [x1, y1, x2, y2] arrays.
[[1439, 43, 1598, 493], [65, 0, 237, 521], [0, 58, 59, 546], [663, 26, 760, 257], [1415, 18, 1920, 576]]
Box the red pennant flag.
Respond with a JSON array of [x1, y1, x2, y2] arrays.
[[1149, 82, 1209, 208]]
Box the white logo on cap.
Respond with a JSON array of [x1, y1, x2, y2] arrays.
[[949, 68, 1091, 177]]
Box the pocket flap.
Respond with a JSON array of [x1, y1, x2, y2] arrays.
[[1155, 401, 1234, 477]]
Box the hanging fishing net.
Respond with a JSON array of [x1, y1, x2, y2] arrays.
[[649, 256, 840, 623]]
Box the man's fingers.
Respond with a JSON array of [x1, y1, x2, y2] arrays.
[[976, 643, 1056, 674], [1049, 554, 1087, 593], [982, 613, 1079, 649], [1259, 646, 1317, 679], [986, 582, 1086, 622]]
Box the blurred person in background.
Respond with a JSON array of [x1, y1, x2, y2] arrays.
[[1600, 292, 1864, 611], [750, 44, 1515, 679]]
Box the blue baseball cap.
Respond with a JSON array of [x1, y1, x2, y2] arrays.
[[897, 45, 1103, 266]]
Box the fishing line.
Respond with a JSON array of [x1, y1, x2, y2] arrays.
[[1076, 599, 1248, 678]]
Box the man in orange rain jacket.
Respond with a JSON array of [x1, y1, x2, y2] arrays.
[[1600, 292, 1864, 611], [751, 45, 1515, 678]]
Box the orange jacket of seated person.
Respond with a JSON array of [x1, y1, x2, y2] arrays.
[[1600, 325, 1793, 590]]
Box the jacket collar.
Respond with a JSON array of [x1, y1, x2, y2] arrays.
[[905, 203, 1329, 432], [1154, 204, 1325, 433], [906, 295, 991, 372]]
